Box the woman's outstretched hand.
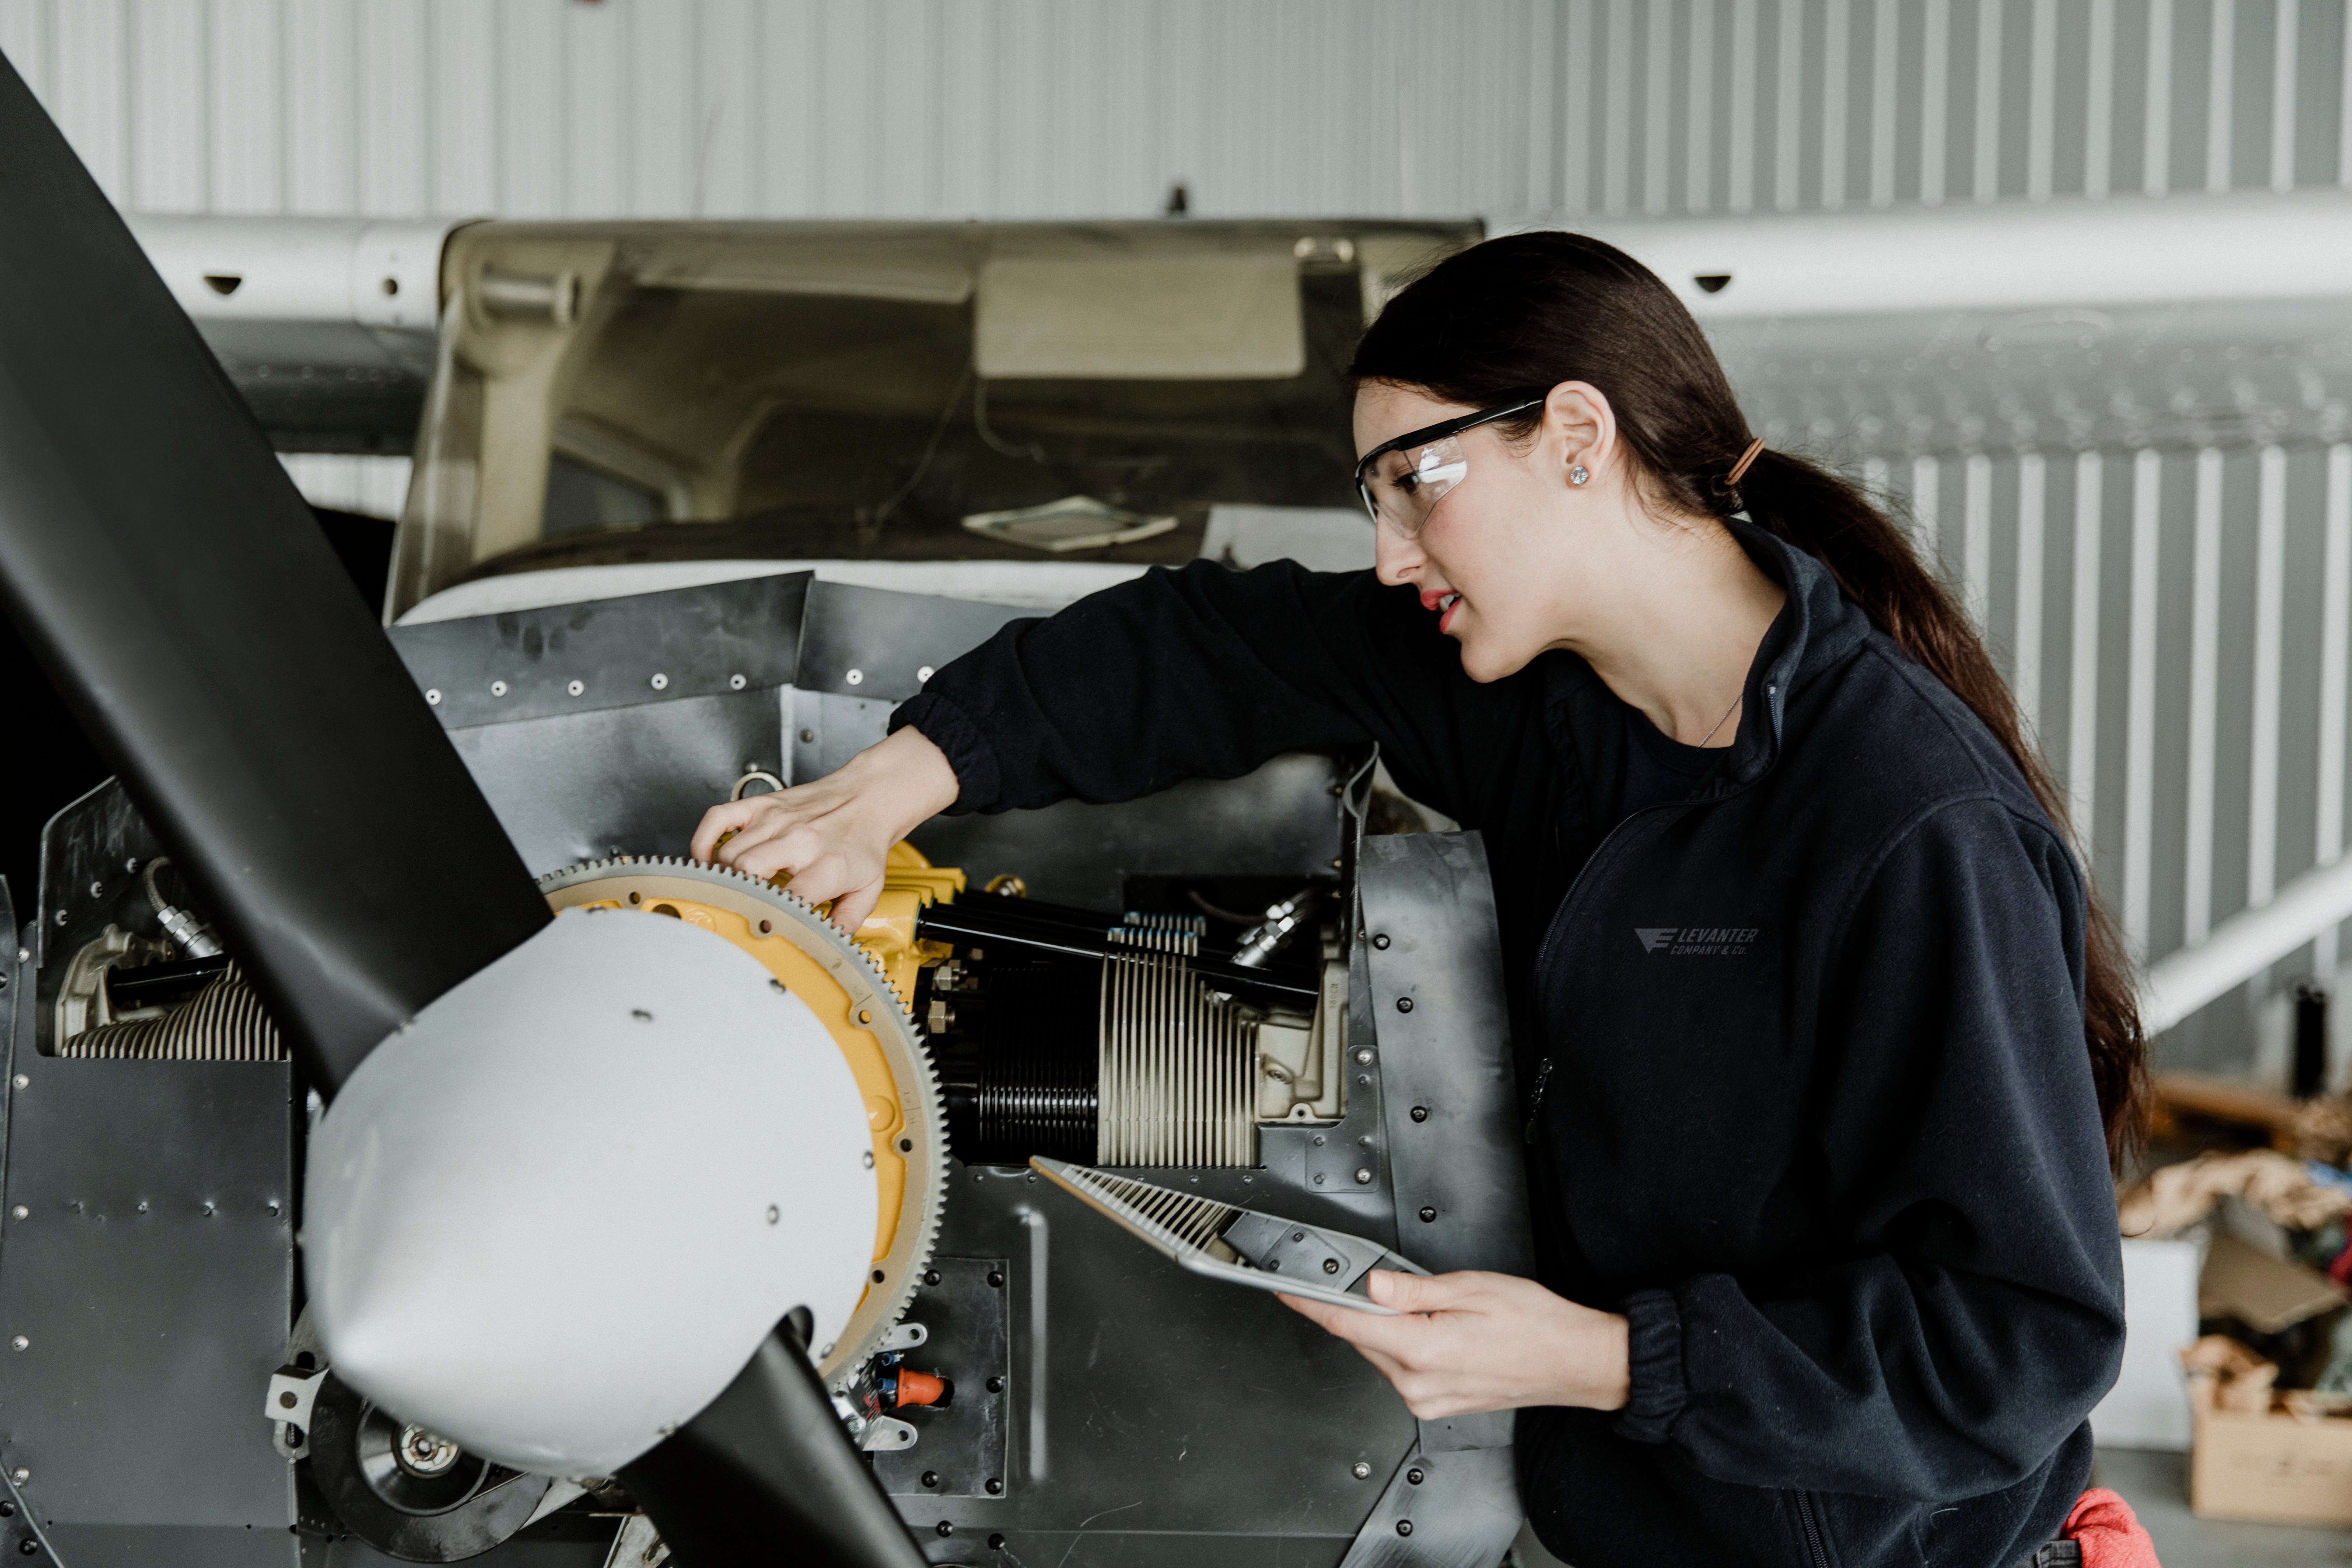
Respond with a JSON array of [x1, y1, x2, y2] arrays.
[[1279, 1269, 1631, 1418], [689, 726, 961, 932]]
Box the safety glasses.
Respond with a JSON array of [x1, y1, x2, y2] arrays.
[[1352, 392, 1548, 537]]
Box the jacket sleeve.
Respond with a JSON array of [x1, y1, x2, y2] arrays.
[[889, 559, 1500, 821], [1613, 797, 2127, 1501]]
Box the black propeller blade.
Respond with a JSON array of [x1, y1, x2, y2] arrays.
[[622, 1320, 929, 1568], [0, 51, 545, 1094], [0, 49, 929, 1566]]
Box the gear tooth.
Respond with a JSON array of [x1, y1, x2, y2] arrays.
[[538, 854, 949, 1385]]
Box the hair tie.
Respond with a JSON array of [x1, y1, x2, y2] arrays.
[[1727, 437, 1765, 486]]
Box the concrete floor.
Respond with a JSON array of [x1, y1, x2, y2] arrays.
[[1507, 1449, 2352, 1566], [2095, 1447, 2352, 1567]]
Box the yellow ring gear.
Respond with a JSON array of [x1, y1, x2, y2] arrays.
[[535, 848, 960, 1385]]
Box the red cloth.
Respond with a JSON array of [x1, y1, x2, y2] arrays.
[[2062, 1488, 2160, 1568]]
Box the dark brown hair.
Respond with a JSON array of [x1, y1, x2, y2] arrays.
[[1350, 231, 2147, 1166]]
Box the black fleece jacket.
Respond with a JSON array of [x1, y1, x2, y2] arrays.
[[890, 524, 2126, 1568]]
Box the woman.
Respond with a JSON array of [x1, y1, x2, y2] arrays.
[[692, 233, 2142, 1568]]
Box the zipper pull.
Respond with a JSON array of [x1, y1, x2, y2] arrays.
[[1522, 1058, 1555, 1144]]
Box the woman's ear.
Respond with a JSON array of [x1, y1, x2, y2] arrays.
[[1542, 382, 1615, 487]]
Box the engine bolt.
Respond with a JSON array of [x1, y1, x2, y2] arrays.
[[1396, 1521, 1413, 1537], [7, 1208, 22, 1221], [1407, 1467, 1425, 1484], [1372, 933, 1391, 950], [922, 1471, 939, 1488], [847, 669, 865, 686], [567, 680, 584, 696], [1354, 1168, 1372, 1184], [986, 1478, 1003, 1495], [1351, 1461, 1371, 1479], [489, 680, 506, 697], [1323, 1258, 1341, 1274], [1410, 1106, 1429, 1122], [1354, 1049, 1373, 1064], [1395, 996, 1413, 1013], [934, 1521, 953, 1537], [1419, 1207, 1437, 1223], [650, 673, 670, 690], [9, 1337, 24, 1351], [987, 1377, 1004, 1393]]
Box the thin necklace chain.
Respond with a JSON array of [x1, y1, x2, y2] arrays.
[[1696, 690, 1743, 749]]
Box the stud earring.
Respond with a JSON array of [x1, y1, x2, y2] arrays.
[[1569, 464, 1589, 486]]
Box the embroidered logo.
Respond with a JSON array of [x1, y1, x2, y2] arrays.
[[1634, 926, 1758, 956]]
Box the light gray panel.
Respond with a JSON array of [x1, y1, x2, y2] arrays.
[[0, 1060, 295, 1528], [447, 691, 787, 876], [1335, 1446, 1524, 1568], [1360, 833, 1534, 1283]]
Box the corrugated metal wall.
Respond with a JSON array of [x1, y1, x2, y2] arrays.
[[7, 0, 2352, 1069], [6, 1, 2346, 225]]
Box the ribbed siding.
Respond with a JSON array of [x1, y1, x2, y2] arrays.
[[9, 1, 2337, 227]]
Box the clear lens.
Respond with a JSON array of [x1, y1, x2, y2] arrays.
[[1359, 435, 1468, 537]]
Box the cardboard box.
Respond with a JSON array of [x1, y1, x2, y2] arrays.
[[2188, 1372, 2352, 1526]]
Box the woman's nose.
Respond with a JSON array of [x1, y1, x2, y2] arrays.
[[1373, 524, 1421, 587]]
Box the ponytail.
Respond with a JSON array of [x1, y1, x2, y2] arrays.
[[1737, 453, 2147, 1165], [1351, 232, 2148, 1166]]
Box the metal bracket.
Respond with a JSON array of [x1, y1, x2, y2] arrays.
[[860, 1416, 918, 1452], [262, 1364, 322, 1430]]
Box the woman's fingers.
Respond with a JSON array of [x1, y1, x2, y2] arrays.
[[690, 797, 760, 861], [827, 878, 888, 935], [1364, 1268, 1483, 1314]]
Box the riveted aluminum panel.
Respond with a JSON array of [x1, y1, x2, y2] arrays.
[[388, 572, 808, 727], [0, 1059, 295, 1530]]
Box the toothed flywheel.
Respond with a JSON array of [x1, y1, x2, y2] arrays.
[[536, 856, 948, 1387]]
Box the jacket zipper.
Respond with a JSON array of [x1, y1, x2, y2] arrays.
[[1793, 1491, 1832, 1568], [1519, 804, 1677, 1142], [1519, 679, 1785, 1141]]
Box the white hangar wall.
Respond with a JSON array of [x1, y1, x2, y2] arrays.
[[5, 0, 2352, 1073], [2, 0, 2346, 226]]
